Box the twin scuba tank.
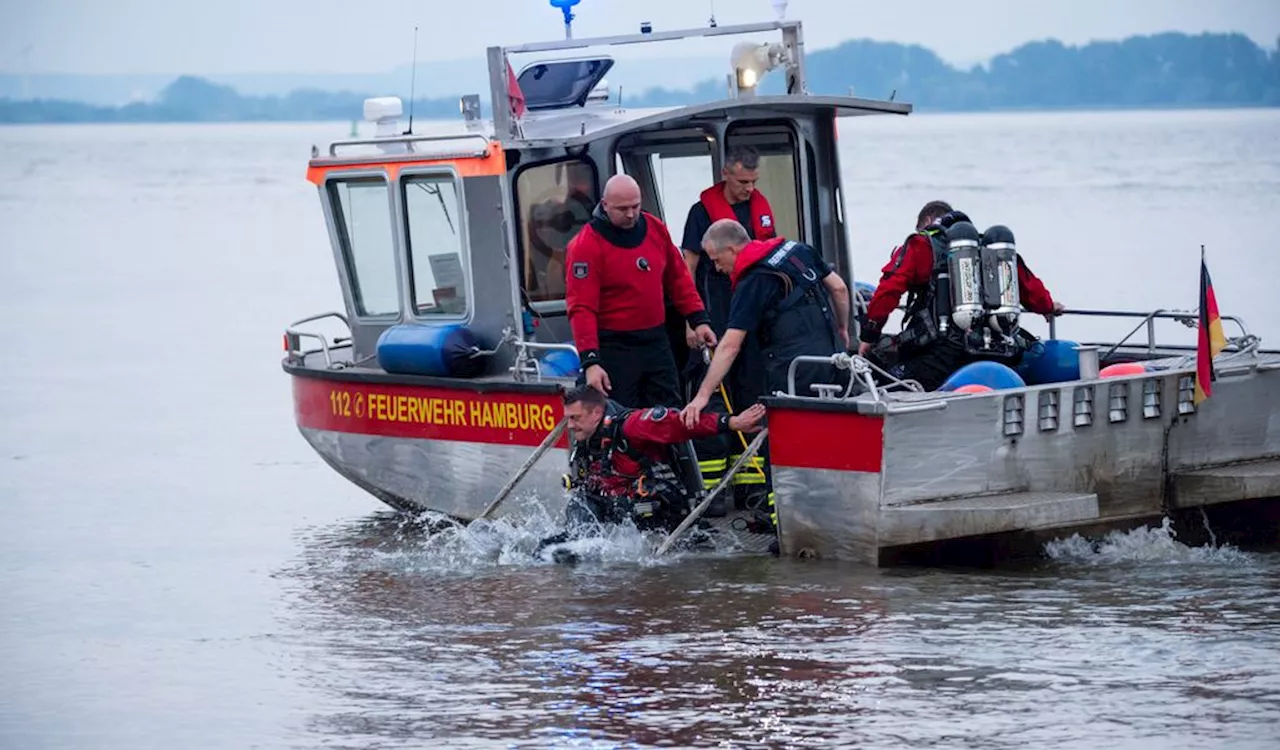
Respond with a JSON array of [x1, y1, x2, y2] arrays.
[[933, 221, 1022, 353]]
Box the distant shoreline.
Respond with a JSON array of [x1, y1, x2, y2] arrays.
[[2, 31, 1275, 124], [2, 103, 1276, 129]]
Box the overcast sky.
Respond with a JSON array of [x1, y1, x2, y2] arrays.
[[4, 0, 1279, 74]]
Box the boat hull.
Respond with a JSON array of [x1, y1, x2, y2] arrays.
[[291, 368, 571, 519], [287, 355, 1280, 564], [768, 357, 1280, 564]]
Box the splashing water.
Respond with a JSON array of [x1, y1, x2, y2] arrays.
[[1044, 516, 1256, 567], [303, 500, 760, 579]]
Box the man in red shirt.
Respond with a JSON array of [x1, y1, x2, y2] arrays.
[[857, 200, 1065, 390], [566, 174, 716, 408]]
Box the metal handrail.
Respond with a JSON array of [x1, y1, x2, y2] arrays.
[[326, 133, 492, 158], [285, 311, 353, 368], [1047, 308, 1256, 360], [510, 336, 580, 383], [288, 332, 346, 368], [289, 311, 351, 329], [501, 20, 799, 55]]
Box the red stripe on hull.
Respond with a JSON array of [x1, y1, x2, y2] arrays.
[[768, 408, 884, 473], [293, 376, 568, 447]]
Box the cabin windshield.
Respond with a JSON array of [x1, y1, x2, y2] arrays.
[[402, 172, 470, 317], [329, 177, 399, 318]]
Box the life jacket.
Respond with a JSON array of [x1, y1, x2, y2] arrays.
[[693, 185, 776, 338], [565, 402, 692, 527], [734, 239, 844, 397], [699, 183, 777, 242], [898, 227, 1024, 362]]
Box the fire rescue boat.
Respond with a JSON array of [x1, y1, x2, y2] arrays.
[[283, 2, 1280, 564]]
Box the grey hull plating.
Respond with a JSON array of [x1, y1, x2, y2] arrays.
[[298, 426, 571, 520], [771, 354, 1280, 564]]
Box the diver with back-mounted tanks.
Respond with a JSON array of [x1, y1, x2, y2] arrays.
[[858, 200, 1066, 391]]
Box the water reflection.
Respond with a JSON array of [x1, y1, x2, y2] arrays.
[[279, 514, 1280, 748]]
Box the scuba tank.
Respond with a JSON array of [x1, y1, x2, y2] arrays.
[[945, 221, 984, 334], [980, 225, 1021, 339]]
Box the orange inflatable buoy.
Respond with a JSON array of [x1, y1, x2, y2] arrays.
[[954, 384, 994, 394], [1099, 362, 1147, 378]]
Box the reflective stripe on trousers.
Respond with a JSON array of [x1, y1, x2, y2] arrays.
[[728, 454, 768, 486], [698, 457, 727, 490]]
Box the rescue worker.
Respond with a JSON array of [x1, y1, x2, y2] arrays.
[[566, 174, 717, 409], [677, 145, 778, 510], [857, 200, 1066, 391], [679, 219, 852, 529], [538, 384, 767, 561]]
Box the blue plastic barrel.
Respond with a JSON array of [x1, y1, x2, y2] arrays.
[[939, 361, 1027, 392], [1018, 339, 1082, 385], [376, 324, 486, 378], [540, 349, 581, 378]]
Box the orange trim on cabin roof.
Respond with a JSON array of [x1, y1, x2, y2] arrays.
[[305, 141, 506, 185]]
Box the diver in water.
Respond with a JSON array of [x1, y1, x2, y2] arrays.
[[537, 384, 767, 562]]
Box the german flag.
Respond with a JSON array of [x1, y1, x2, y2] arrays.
[[1194, 253, 1227, 404]]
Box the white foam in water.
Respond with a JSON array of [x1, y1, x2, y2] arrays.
[[1044, 516, 1255, 566], [335, 498, 737, 575]]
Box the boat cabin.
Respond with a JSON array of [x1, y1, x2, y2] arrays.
[[294, 19, 910, 380]]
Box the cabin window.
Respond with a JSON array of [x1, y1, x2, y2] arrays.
[[724, 124, 803, 242], [402, 173, 469, 317], [515, 159, 598, 304], [651, 153, 713, 250], [329, 177, 399, 318]]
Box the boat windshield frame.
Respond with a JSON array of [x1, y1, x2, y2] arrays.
[[486, 19, 813, 143]]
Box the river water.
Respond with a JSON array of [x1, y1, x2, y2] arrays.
[[2, 109, 1278, 748]]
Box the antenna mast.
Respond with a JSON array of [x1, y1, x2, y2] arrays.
[[550, 0, 581, 40], [404, 25, 419, 134]]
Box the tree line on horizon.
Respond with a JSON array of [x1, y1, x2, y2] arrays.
[[2, 32, 1276, 123]]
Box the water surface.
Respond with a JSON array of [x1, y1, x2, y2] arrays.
[[2, 110, 1278, 748]]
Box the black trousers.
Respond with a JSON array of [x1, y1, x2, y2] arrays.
[[587, 326, 682, 409], [685, 357, 772, 504], [873, 338, 971, 392], [683, 358, 732, 494]]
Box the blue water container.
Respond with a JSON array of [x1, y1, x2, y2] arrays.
[[939, 361, 1027, 392], [539, 349, 581, 378], [1018, 339, 1082, 385], [376, 324, 487, 378]]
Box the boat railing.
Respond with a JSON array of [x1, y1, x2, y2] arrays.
[[323, 133, 492, 159], [284, 312, 352, 368], [1047, 308, 1259, 359], [508, 331, 580, 383], [783, 353, 945, 414]]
